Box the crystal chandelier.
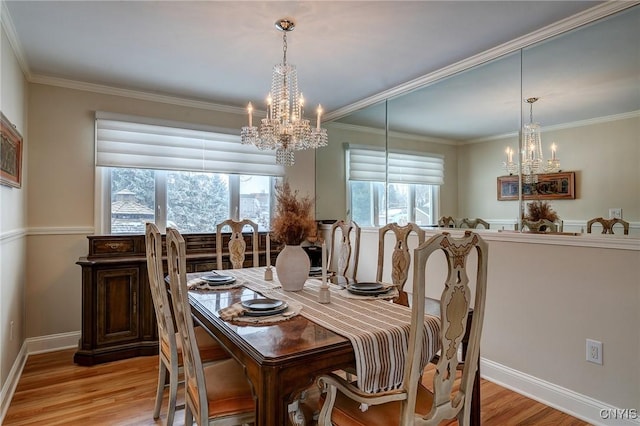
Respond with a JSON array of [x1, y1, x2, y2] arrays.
[[502, 97, 560, 184], [241, 18, 328, 166]]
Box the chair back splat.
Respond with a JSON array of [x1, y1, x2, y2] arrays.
[[328, 220, 361, 282], [377, 222, 425, 306], [216, 219, 259, 270], [317, 231, 488, 426]]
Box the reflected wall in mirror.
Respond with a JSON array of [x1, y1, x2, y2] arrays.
[[317, 4, 639, 237]]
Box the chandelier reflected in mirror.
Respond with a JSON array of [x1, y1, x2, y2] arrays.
[[502, 97, 560, 184], [241, 18, 328, 166]]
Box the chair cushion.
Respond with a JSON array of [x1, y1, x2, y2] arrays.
[[329, 383, 434, 426], [175, 326, 230, 364], [204, 358, 255, 418]]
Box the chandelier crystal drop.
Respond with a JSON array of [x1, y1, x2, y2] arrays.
[[241, 18, 328, 166], [502, 97, 560, 184]]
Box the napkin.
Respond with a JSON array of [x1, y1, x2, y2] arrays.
[[218, 303, 247, 321]]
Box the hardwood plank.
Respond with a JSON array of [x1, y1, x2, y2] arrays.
[[4, 349, 589, 425]]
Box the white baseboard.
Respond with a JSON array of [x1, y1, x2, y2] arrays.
[[26, 331, 80, 355], [0, 341, 28, 425], [0, 331, 80, 424], [481, 357, 640, 426]]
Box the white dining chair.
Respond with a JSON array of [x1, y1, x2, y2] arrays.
[[145, 223, 230, 425], [166, 227, 255, 426], [317, 231, 488, 426], [215, 218, 259, 270]]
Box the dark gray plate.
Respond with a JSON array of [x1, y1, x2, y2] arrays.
[[242, 302, 288, 317], [241, 298, 285, 311], [350, 282, 383, 291]]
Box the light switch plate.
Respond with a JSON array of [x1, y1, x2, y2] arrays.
[[609, 208, 622, 219]]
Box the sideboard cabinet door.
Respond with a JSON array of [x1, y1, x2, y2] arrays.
[[96, 268, 140, 345]]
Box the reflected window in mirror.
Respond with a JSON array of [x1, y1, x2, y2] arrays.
[[346, 144, 443, 226]]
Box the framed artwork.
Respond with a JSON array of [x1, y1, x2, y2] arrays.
[[497, 172, 575, 201], [1, 112, 23, 188]]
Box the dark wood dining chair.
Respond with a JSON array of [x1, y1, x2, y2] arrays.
[[166, 227, 255, 426], [317, 231, 488, 426], [376, 222, 425, 306], [328, 220, 361, 285], [144, 223, 229, 426], [215, 218, 259, 270], [586, 217, 629, 235]]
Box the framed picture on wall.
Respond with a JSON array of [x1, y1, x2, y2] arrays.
[[497, 172, 575, 201], [1, 112, 23, 189]]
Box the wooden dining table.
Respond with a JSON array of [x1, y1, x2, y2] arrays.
[[185, 268, 480, 426]]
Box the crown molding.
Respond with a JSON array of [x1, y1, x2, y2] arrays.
[[324, 1, 640, 122], [327, 121, 458, 146], [463, 110, 640, 145], [28, 74, 248, 115], [1, 0, 31, 79]]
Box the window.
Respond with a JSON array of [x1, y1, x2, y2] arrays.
[[107, 168, 276, 234], [347, 144, 443, 227], [96, 112, 283, 234]]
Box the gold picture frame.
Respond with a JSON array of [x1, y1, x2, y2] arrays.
[[1, 112, 23, 189], [497, 172, 575, 201]]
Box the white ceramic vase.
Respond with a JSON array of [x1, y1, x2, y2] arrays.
[[275, 245, 310, 291]]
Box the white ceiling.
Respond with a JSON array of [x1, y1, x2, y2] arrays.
[[3, 1, 638, 140]]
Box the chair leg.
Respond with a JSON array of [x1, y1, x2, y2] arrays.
[[166, 362, 179, 426], [185, 405, 193, 426], [154, 359, 167, 419]]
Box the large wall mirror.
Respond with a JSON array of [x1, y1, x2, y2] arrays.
[[318, 4, 639, 236]]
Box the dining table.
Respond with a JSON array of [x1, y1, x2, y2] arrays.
[[183, 267, 478, 426]]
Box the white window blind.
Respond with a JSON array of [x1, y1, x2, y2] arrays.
[[95, 112, 285, 176], [347, 144, 444, 185]]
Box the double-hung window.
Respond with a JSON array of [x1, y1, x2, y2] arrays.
[[95, 112, 284, 234], [346, 144, 443, 227]]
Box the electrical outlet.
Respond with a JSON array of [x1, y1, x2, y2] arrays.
[[586, 339, 602, 365], [609, 208, 622, 219]]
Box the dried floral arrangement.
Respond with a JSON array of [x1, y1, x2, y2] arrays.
[[525, 200, 559, 223], [271, 180, 316, 245]]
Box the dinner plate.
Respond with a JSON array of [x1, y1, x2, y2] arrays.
[[349, 282, 383, 291], [347, 286, 392, 296], [309, 266, 323, 276], [242, 302, 289, 317], [241, 298, 285, 311], [200, 274, 236, 284]]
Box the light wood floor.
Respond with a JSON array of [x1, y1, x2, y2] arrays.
[[4, 349, 589, 426]]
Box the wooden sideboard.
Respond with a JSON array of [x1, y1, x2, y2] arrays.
[[74, 232, 276, 365]]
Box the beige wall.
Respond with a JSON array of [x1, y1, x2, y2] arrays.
[[1, 25, 28, 392], [24, 83, 315, 339]]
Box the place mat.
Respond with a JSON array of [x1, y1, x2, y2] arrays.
[[219, 300, 303, 325], [187, 276, 243, 291]]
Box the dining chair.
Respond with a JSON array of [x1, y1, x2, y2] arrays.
[[145, 223, 231, 426], [586, 217, 629, 235], [377, 222, 425, 306], [328, 220, 361, 285], [317, 231, 488, 426], [521, 218, 558, 232], [438, 216, 457, 228], [215, 218, 259, 270], [166, 227, 255, 426], [459, 218, 490, 229]]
